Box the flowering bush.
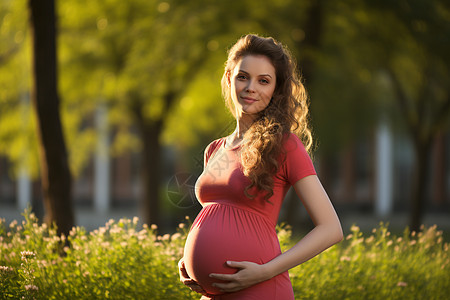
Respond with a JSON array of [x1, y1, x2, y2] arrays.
[[0, 211, 448, 299], [287, 224, 449, 299]]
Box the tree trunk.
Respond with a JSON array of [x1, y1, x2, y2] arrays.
[[139, 120, 163, 227], [409, 139, 431, 232], [284, 0, 324, 229], [432, 132, 445, 205], [131, 90, 177, 228], [29, 0, 74, 236], [341, 143, 356, 203], [299, 0, 323, 84]]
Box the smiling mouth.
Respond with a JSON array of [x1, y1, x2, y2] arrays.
[[242, 97, 258, 103]]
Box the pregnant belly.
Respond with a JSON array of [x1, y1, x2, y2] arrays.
[[183, 204, 280, 295]]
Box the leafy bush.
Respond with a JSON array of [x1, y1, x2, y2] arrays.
[[0, 212, 448, 299], [286, 224, 449, 299]]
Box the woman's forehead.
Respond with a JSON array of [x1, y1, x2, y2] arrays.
[[233, 55, 276, 76]]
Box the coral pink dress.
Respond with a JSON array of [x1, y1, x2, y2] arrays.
[[183, 133, 316, 300]]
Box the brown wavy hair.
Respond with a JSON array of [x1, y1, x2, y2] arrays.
[[221, 34, 313, 200]]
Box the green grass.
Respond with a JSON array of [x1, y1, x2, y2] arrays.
[[0, 211, 448, 300]]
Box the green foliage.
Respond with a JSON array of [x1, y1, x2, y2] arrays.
[[0, 211, 196, 299], [1, 212, 448, 299], [0, 0, 40, 179], [162, 54, 232, 149], [290, 224, 450, 299]]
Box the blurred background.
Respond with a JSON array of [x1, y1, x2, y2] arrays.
[[0, 0, 449, 235]]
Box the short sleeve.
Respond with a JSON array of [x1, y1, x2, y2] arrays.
[[280, 133, 316, 185], [203, 138, 224, 168]]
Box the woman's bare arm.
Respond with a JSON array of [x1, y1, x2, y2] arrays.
[[210, 175, 343, 292]]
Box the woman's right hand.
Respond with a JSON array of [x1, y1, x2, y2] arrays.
[[178, 257, 209, 296]]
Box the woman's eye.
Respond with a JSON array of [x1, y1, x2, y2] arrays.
[[260, 79, 269, 84], [237, 75, 247, 80]]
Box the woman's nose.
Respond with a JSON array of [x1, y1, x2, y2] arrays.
[[246, 80, 256, 92]]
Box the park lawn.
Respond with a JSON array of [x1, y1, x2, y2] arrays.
[[0, 212, 448, 300]]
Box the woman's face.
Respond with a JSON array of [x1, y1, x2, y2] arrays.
[[228, 55, 276, 117]]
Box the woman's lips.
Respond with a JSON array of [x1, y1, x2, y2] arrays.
[[242, 96, 258, 104]]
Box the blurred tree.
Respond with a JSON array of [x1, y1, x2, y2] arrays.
[[57, 0, 174, 226], [0, 0, 39, 179], [279, 0, 449, 233], [114, 0, 244, 226], [248, 0, 382, 227], [363, 0, 450, 232], [121, 0, 220, 226], [1, 0, 275, 227], [28, 0, 74, 236], [57, 0, 255, 226], [0, 0, 99, 221]]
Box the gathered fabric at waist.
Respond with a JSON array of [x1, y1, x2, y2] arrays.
[[196, 202, 276, 229]]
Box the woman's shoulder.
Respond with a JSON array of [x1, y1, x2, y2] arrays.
[[279, 132, 316, 183], [203, 137, 226, 165], [205, 137, 226, 153], [282, 132, 307, 153]]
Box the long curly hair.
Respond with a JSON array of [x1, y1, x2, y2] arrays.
[[221, 34, 313, 200]]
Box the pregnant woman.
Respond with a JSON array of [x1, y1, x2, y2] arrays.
[[179, 34, 343, 299]]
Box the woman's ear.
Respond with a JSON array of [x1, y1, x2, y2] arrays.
[[226, 71, 231, 87]]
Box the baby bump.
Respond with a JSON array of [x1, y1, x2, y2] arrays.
[[183, 204, 280, 295]]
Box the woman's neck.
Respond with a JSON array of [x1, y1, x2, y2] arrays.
[[226, 116, 253, 148], [234, 112, 256, 138], [235, 122, 248, 139]]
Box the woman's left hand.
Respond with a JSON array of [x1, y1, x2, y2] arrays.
[[209, 261, 271, 293]]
